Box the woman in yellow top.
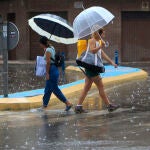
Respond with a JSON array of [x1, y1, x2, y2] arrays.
[[75, 29, 120, 113]]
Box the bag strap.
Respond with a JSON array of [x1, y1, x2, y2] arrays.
[[79, 67, 87, 76], [82, 44, 90, 60], [95, 42, 100, 66], [50, 57, 55, 62]]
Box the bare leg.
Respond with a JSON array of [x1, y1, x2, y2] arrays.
[[77, 77, 93, 105], [92, 76, 110, 105]]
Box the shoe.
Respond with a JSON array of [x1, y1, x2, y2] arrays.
[[74, 106, 88, 114], [37, 106, 48, 111], [107, 104, 120, 112], [65, 104, 73, 111]]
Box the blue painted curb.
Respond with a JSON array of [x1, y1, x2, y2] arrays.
[[0, 66, 141, 98]]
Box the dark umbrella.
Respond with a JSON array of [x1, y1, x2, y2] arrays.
[[28, 14, 77, 44]]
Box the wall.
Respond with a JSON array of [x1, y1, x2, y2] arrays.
[[0, 0, 149, 61]]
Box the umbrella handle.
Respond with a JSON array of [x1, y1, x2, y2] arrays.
[[98, 34, 108, 48], [82, 4, 85, 10]]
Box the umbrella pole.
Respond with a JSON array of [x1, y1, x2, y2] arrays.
[[82, 11, 106, 44], [49, 24, 57, 39]]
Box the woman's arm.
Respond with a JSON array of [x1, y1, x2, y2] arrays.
[[100, 39, 106, 48], [101, 50, 117, 68], [89, 40, 101, 54], [45, 52, 51, 80]]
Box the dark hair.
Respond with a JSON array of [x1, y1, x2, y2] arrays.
[[39, 36, 49, 47], [99, 28, 104, 36]]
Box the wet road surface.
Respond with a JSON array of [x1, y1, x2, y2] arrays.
[[0, 107, 149, 150], [0, 63, 149, 150]]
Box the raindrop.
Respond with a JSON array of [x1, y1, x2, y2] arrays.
[[5, 145, 9, 148], [139, 122, 142, 126], [65, 122, 69, 125], [127, 98, 130, 101], [130, 119, 134, 123], [131, 131, 136, 134], [133, 116, 137, 119], [131, 94, 134, 99], [48, 124, 51, 127], [75, 129, 78, 133], [31, 147, 35, 150], [123, 136, 127, 140], [146, 128, 150, 132], [5, 136, 9, 140], [20, 145, 26, 149]]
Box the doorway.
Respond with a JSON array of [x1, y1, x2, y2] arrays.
[[122, 11, 150, 62]]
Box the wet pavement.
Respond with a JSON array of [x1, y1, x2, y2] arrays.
[[0, 108, 150, 150], [0, 63, 150, 150]]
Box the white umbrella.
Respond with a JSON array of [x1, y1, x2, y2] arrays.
[[28, 14, 77, 44], [73, 6, 114, 39]]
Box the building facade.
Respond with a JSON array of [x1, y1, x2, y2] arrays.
[[0, 0, 150, 62]]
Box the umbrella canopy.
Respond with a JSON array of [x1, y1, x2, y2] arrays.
[[73, 6, 114, 39], [28, 14, 77, 44]]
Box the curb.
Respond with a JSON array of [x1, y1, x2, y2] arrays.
[[0, 66, 148, 111]]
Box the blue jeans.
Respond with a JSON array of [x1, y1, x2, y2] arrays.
[[43, 64, 67, 107]]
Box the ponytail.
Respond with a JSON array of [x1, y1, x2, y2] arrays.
[[47, 40, 52, 47], [39, 36, 52, 48]]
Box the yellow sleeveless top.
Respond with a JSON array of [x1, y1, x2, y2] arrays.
[[77, 40, 102, 58]]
